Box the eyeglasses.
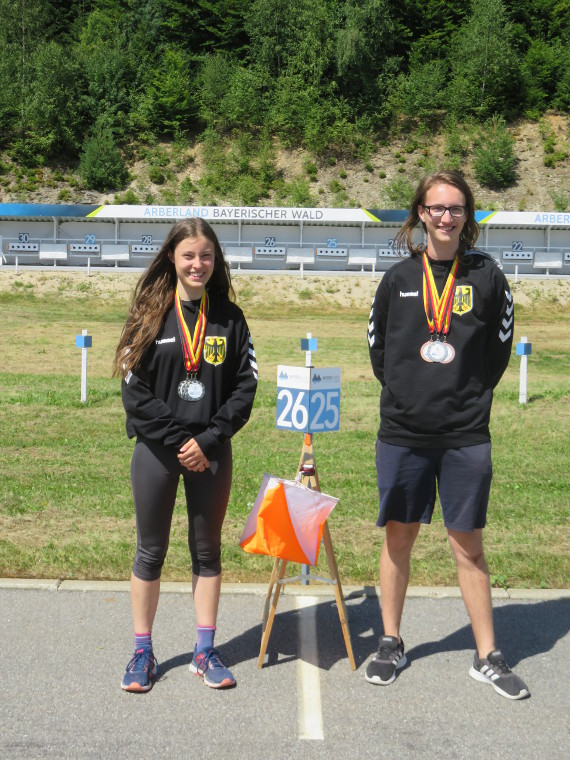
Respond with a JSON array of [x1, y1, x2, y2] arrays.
[[422, 205, 466, 219]]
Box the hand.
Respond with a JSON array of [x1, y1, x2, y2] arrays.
[[178, 438, 210, 472]]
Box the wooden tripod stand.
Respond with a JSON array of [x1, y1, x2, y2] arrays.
[[257, 433, 356, 670]]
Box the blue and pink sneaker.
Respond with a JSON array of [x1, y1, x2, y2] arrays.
[[189, 646, 236, 689], [121, 647, 158, 692]]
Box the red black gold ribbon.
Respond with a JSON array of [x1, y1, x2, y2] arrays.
[[174, 291, 208, 374], [422, 252, 459, 338]]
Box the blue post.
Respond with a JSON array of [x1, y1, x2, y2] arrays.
[[75, 329, 93, 404], [516, 337, 532, 404]]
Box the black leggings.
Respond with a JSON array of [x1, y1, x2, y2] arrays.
[[130, 439, 232, 581]]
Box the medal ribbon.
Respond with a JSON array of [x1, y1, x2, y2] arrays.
[[174, 290, 208, 374], [422, 252, 459, 338]]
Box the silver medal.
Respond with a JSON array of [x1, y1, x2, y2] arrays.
[[420, 340, 455, 364], [178, 378, 206, 401]]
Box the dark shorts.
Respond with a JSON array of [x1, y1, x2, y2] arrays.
[[375, 441, 492, 532]]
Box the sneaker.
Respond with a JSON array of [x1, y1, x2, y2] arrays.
[[469, 650, 530, 700], [365, 635, 407, 685], [121, 647, 158, 692], [189, 646, 236, 689]]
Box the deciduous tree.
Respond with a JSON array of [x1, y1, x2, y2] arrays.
[[447, 0, 522, 119]]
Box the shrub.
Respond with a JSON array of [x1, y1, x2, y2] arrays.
[[404, 140, 420, 153], [114, 188, 139, 204], [444, 119, 471, 171], [473, 115, 517, 188], [539, 120, 568, 168], [332, 189, 349, 207], [79, 118, 128, 191], [8, 135, 51, 168], [148, 165, 166, 184], [385, 177, 414, 208], [160, 188, 178, 204], [304, 161, 318, 179], [179, 177, 196, 202], [276, 177, 315, 206], [544, 152, 567, 168], [235, 174, 265, 205], [550, 191, 569, 212]]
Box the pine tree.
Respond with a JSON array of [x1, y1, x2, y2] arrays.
[[79, 117, 128, 191]]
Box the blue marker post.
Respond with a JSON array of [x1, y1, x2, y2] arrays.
[[516, 336, 532, 404], [301, 332, 318, 368], [75, 329, 93, 404]]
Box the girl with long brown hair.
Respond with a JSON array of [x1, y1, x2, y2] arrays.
[[116, 218, 257, 692]]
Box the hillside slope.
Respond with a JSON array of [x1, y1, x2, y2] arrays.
[[0, 114, 568, 212]]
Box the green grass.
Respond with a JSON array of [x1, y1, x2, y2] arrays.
[[0, 276, 568, 588]]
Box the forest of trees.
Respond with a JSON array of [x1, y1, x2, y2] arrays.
[[0, 0, 568, 193]]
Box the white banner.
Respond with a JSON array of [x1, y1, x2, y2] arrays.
[[479, 211, 570, 226], [89, 205, 375, 223]]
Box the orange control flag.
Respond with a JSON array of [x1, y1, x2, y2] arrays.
[[240, 474, 338, 566]]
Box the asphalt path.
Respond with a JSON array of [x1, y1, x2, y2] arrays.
[[1, 581, 568, 759]]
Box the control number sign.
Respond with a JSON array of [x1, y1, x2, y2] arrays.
[[276, 366, 341, 433]]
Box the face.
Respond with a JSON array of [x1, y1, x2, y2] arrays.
[[170, 235, 215, 299], [418, 183, 467, 258]]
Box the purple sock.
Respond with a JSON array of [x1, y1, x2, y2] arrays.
[[196, 626, 216, 652], [134, 631, 152, 651]]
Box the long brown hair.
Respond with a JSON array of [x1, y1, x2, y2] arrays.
[[394, 170, 479, 259], [113, 218, 234, 377]]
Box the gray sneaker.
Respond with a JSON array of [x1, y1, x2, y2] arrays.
[[469, 650, 530, 700], [365, 635, 407, 685]]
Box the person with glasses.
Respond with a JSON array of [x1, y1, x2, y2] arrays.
[[366, 170, 529, 700]]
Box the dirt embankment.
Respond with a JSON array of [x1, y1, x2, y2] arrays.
[[0, 115, 568, 212], [1, 269, 568, 311]]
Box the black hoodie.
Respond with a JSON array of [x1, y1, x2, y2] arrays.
[[122, 294, 258, 456], [368, 251, 513, 448]]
